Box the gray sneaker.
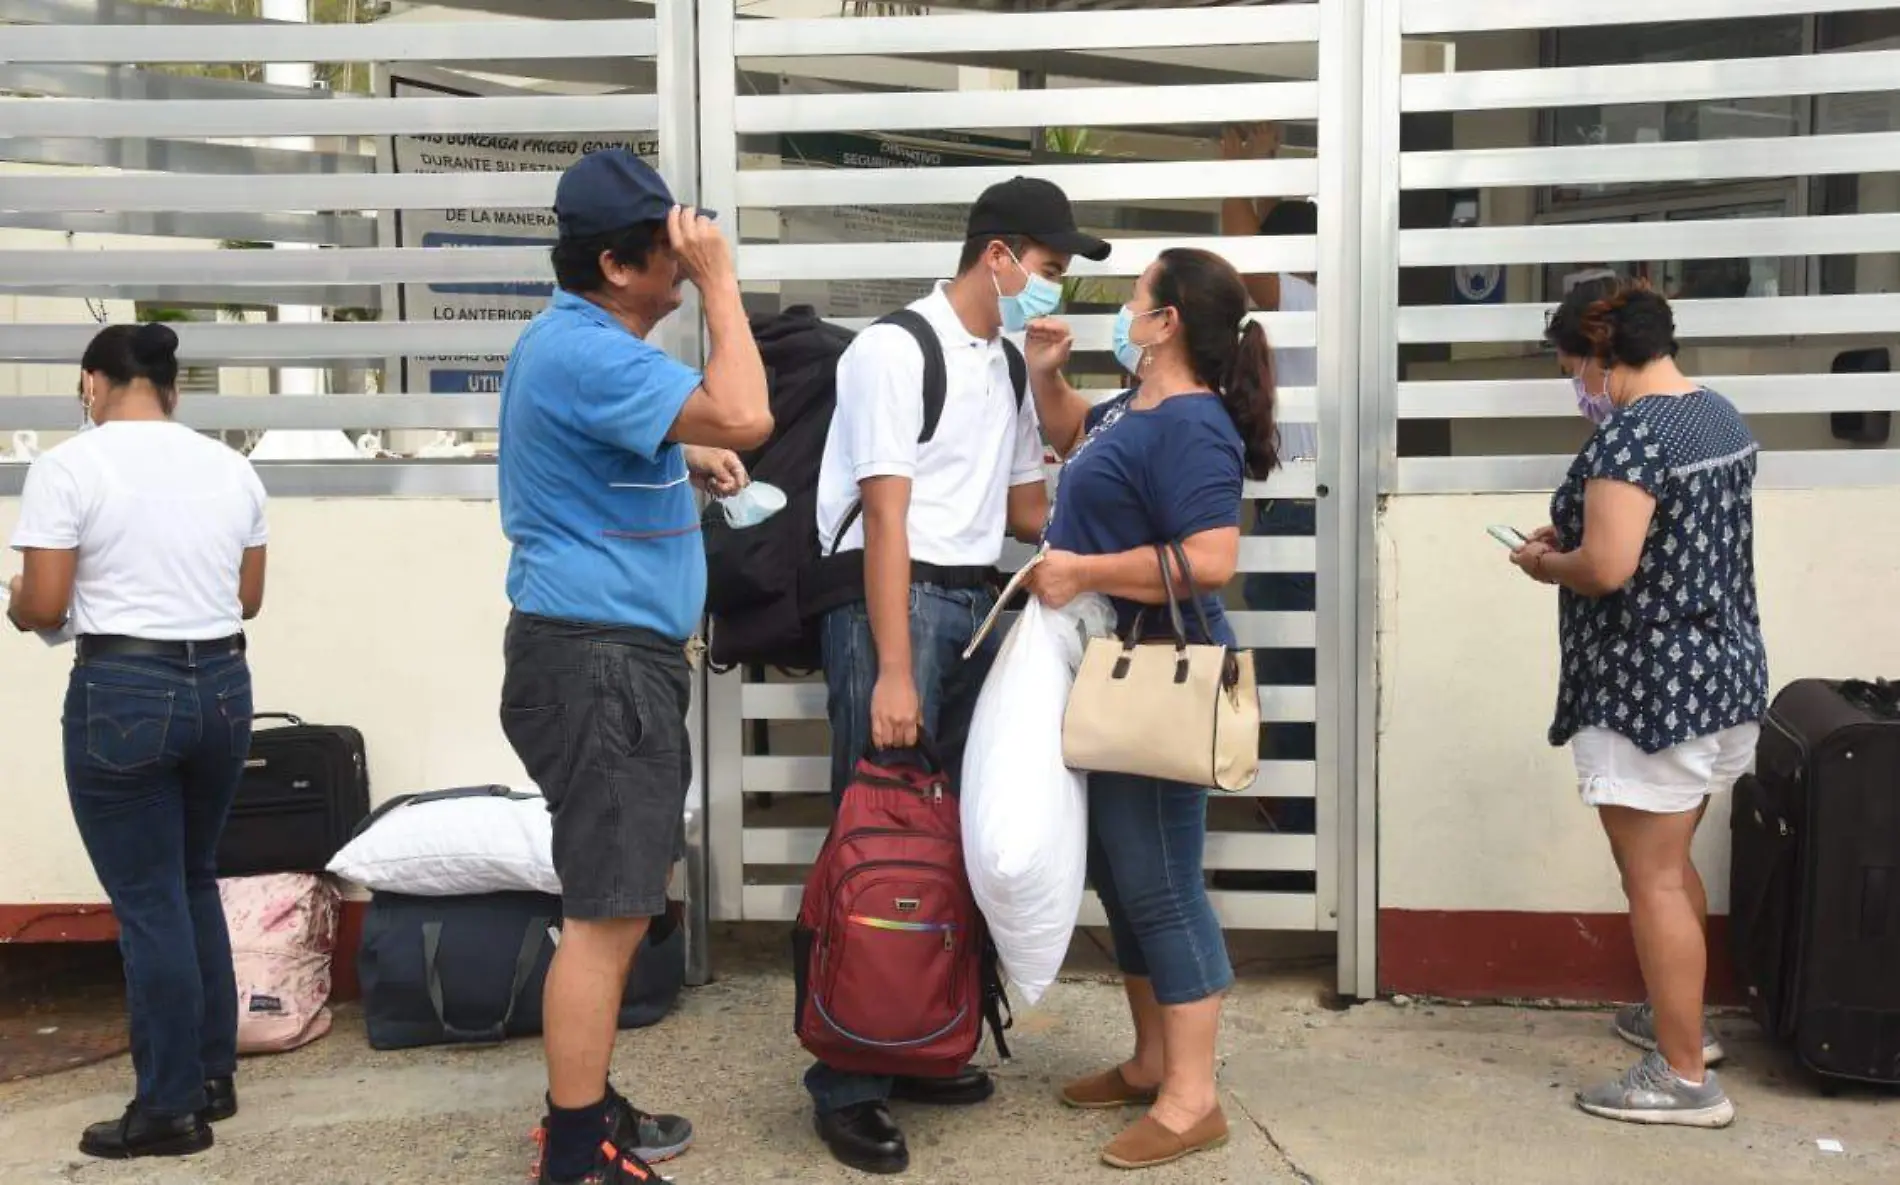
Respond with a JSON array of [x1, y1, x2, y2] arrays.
[[1576, 1050, 1735, 1128], [1613, 1002, 1726, 1066]]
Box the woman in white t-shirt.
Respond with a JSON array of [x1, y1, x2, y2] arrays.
[[7, 323, 267, 1161]]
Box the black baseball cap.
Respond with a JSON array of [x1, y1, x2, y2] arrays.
[[554, 147, 716, 239], [966, 176, 1110, 262]]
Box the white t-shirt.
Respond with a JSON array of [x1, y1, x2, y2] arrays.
[[1274, 273, 1319, 463], [815, 283, 1044, 567], [10, 422, 268, 640]]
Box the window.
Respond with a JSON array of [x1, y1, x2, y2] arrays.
[[1543, 19, 1807, 208]]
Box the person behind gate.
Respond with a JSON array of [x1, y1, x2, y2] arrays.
[[497, 149, 770, 1185], [1022, 248, 1278, 1170], [804, 177, 1109, 1175], [1222, 120, 1319, 842], [8, 323, 267, 1161]]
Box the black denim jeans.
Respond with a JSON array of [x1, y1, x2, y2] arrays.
[[63, 649, 252, 1118]]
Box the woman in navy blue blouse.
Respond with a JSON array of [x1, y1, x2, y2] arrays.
[[1020, 248, 1277, 1171], [1511, 276, 1766, 1130]]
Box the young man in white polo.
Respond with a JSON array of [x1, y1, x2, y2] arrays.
[[804, 177, 1110, 1175]]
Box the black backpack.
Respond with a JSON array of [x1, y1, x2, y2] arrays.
[[705, 305, 1025, 672]]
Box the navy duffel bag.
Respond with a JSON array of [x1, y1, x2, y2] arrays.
[[360, 890, 684, 1051]]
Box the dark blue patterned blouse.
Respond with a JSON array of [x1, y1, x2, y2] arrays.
[[1547, 389, 1769, 754]]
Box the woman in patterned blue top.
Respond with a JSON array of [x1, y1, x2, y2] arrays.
[[1511, 276, 1766, 1131]]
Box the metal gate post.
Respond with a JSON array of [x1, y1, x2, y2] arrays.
[[658, 0, 713, 986], [1330, 0, 1401, 1001], [1322, 0, 1398, 1002], [694, 0, 750, 930]]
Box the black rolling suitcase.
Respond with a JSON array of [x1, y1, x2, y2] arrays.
[[216, 712, 370, 877], [1729, 679, 1900, 1084]]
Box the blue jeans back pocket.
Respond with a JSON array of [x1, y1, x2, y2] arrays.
[[85, 683, 177, 772]]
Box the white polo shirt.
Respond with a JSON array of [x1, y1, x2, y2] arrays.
[[815, 283, 1044, 568]]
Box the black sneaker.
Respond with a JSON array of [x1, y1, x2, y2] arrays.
[[603, 1090, 693, 1163], [78, 1104, 213, 1160], [533, 1136, 668, 1185]]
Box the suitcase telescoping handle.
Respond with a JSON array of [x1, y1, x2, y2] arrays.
[[419, 917, 547, 1045], [1840, 679, 1900, 719]]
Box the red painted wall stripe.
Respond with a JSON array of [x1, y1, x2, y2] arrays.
[[1, 902, 369, 1001], [7, 903, 1747, 1007], [1379, 909, 1741, 1005]]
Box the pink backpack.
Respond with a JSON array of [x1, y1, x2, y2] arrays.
[[218, 874, 340, 1054]]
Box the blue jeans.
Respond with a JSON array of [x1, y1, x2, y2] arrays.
[[805, 583, 1000, 1115], [63, 650, 253, 1118], [1087, 774, 1234, 1005]]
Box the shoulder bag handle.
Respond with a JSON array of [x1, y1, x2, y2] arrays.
[[420, 916, 547, 1045], [1169, 540, 1243, 691], [1165, 540, 1220, 646]]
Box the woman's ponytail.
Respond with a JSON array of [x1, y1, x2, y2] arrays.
[[1150, 247, 1282, 480], [1222, 318, 1280, 480]]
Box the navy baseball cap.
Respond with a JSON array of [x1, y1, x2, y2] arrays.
[[553, 147, 715, 239]]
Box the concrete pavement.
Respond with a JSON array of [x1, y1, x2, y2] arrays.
[[0, 930, 1893, 1184]]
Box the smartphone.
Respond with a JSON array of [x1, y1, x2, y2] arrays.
[[1487, 525, 1528, 550]]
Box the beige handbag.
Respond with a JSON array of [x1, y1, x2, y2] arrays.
[[1061, 542, 1260, 793]]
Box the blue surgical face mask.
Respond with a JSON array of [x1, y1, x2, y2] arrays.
[[1111, 305, 1164, 375], [995, 249, 1064, 333], [1571, 362, 1615, 426]]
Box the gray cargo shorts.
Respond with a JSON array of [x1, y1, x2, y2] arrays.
[[499, 611, 691, 921]]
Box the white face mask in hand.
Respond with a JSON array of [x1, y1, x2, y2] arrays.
[[718, 481, 788, 529]]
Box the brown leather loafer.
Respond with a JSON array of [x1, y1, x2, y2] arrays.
[[1060, 1066, 1160, 1110], [1101, 1107, 1229, 1170]]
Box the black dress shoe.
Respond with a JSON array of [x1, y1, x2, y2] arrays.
[[891, 1066, 995, 1107], [201, 1077, 238, 1124], [79, 1104, 214, 1160], [814, 1101, 908, 1175]]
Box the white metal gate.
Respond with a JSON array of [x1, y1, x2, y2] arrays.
[[692, 1, 1373, 995]]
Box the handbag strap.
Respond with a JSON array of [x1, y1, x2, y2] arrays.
[[1165, 540, 1221, 646], [420, 916, 547, 1044], [1125, 542, 1213, 652]]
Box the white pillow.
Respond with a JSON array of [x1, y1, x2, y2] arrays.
[[327, 787, 560, 897]]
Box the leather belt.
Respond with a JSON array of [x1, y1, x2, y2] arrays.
[[76, 634, 246, 662]]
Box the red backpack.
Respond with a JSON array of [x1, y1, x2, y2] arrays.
[[792, 745, 1011, 1078]]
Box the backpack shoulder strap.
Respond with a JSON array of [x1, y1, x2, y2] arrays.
[[875, 307, 949, 443], [1000, 337, 1027, 410], [826, 309, 948, 555]]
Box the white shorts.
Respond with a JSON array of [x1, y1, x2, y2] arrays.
[[1571, 724, 1760, 815]]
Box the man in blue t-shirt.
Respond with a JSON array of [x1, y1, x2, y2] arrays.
[[497, 149, 770, 1185]]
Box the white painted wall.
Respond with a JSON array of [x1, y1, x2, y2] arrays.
[[0, 498, 528, 903], [1378, 488, 1900, 916], [9, 485, 1896, 919]]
